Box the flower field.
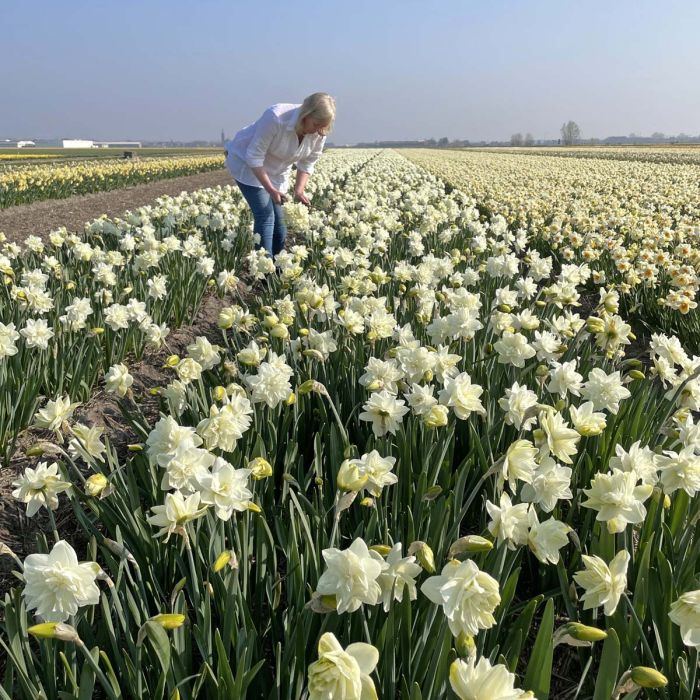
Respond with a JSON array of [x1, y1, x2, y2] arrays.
[[0, 155, 225, 208], [2, 148, 700, 698]]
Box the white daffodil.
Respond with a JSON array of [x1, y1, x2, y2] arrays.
[[669, 590, 700, 648], [581, 468, 653, 533], [316, 538, 386, 614], [147, 491, 208, 541], [450, 655, 534, 700], [421, 559, 500, 638], [12, 461, 71, 517], [574, 550, 629, 616], [197, 457, 253, 521], [104, 363, 133, 397], [307, 632, 378, 700], [359, 390, 409, 437], [23, 540, 100, 622]]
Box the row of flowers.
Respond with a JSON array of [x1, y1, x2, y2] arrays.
[[0, 154, 225, 208], [2, 149, 699, 698], [404, 148, 700, 349]]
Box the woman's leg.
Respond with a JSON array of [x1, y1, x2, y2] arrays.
[[235, 180, 275, 255], [271, 200, 288, 256]]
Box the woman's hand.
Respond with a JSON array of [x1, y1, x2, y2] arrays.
[[268, 189, 287, 205], [294, 190, 311, 207]]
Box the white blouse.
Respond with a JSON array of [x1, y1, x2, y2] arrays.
[[225, 103, 326, 193]]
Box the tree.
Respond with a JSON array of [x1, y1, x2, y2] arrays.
[[524, 132, 535, 146], [560, 121, 581, 145], [510, 133, 524, 146], [438, 137, 449, 147]]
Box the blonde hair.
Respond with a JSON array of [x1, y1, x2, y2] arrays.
[[296, 92, 336, 135]]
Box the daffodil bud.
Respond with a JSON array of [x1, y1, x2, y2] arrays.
[[337, 459, 368, 492], [302, 348, 324, 361], [586, 316, 605, 333], [127, 443, 144, 451], [212, 550, 238, 572], [90, 326, 105, 335], [485, 343, 493, 354], [629, 370, 645, 380], [85, 473, 109, 497], [369, 544, 392, 556], [298, 379, 318, 395], [423, 485, 443, 501], [248, 457, 273, 480], [408, 541, 436, 573], [286, 392, 296, 406], [498, 304, 512, 313], [163, 354, 180, 368], [28, 622, 80, 643], [562, 622, 608, 642], [535, 300, 546, 307], [424, 404, 449, 428], [102, 538, 137, 564], [247, 502, 262, 513], [630, 667, 668, 688], [271, 323, 289, 339], [25, 444, 46, 457], [150, 613, 186, 630], [455, 632, 476, 658], [448, 536, 493, 558], [149, 387, 161, 396], [360, 496, 374, 507], [535, 364, 549, 378], [212, 386, 227, 401], [298, 327, 310, 337], [366, 379, 382, 392]]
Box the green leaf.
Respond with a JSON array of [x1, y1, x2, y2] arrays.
[[78, 647, 99, 700], [523, 597, 554, 700], [593, 628, 620, 700]]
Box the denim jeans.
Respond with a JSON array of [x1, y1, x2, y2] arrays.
[[235, 180, 287, 256]]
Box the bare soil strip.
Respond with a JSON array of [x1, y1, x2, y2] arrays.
[[0, 169, 233, 244]]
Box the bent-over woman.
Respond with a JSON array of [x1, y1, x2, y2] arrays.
[[225, 93, 336, 256]]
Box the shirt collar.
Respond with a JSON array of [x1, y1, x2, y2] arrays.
[[284, 106, 301, 131]]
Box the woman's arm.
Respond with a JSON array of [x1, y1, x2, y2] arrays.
[[251, 166, 286, 204], [295, 136, 326, 206], [245, 109, 286, 203], [293, 170, 311, 206]]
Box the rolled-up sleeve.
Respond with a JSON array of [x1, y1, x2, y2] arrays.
[[296, 136, 326, 175], [244, 109, 279, 168]]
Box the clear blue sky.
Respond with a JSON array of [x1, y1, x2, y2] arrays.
[[2, 0, 699, 143]]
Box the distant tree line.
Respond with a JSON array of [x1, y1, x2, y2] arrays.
[[348, 123, 700, 149]]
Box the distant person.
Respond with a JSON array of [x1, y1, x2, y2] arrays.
[[224, 93, 336, 256]]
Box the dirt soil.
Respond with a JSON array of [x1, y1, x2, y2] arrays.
[[0, 169, 233, 244]]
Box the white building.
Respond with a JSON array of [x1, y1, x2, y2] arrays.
[[61, 139, 142, 149], [62, 139, 95, 148], [17, 140, 36, 148]]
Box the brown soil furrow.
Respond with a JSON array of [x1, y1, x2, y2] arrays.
[[0, 169, 233, 245]]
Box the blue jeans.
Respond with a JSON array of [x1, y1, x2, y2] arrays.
[[235, 180, 287, 256]]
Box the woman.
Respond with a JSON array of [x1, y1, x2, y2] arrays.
[[224, 92, 335, 256]]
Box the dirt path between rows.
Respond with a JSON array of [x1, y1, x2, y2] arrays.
[[0, 169, 233, 244]]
